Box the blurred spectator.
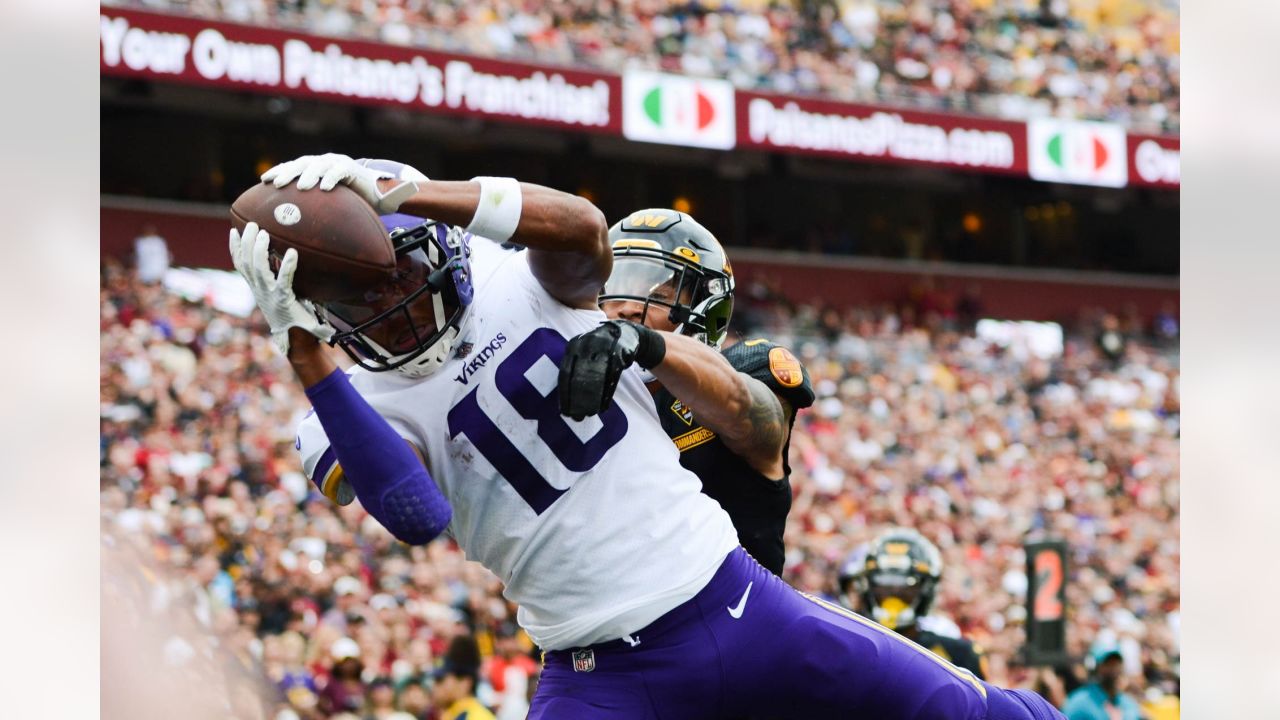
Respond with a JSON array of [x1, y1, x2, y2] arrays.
[[488, 623, 537, 720], [111, 0, 1180, 132], [322, 638, 367, 716], [1029, 666, 1070, 710], [396, 682, 432, 719], [432, 636, 495, 720], [1152, 302, 1179, 347], [1061, 645, 1143, 720], [365, 677, 414, 720], [134, 223, 170, 283], [1095, 313, 1127, 365], [322, 575, 366, 634]]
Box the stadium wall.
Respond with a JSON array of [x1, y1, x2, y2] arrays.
[[102, 196, 1177, 322], [729, 249, 1176, 323]]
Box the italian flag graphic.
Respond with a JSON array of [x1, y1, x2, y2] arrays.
[[1045, 132, 1111, 173], [623, 71, 736, 149], [1028, 119, 1128, 187], [643, 85, 718, 133]]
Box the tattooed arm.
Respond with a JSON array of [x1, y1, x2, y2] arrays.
[[648, 332, 793, 480]]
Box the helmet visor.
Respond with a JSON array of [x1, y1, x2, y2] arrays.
[[869, 573, 922, 606], [601, 257, 690, 308]]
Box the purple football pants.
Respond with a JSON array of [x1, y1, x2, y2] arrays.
[[530, 547, 1064, 720]]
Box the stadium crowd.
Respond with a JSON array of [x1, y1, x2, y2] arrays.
[[108, 0, 1179, 133], [100, 254, 1179, 719]]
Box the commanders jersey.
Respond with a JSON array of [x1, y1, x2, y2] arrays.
[[915, 629, 988, 680], [651, 339, 815, 576], [296, 237, 738, 651]]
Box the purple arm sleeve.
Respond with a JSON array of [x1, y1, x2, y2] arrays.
[[304, 368, 451, 544]]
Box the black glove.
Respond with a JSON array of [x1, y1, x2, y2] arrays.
[[558, 320, 666, 420]]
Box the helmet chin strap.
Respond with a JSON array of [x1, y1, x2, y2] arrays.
[[389, 325, 460, 378], [635, 303, 663, 383], [357, 302, 472, 379]]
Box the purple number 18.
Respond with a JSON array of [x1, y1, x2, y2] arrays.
[[446, 328, 628, 514]]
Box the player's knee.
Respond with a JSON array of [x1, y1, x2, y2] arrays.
[[783, 613, 884, 684]]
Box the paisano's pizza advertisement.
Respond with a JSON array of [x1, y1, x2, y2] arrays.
[[99, 6, 620, 133]]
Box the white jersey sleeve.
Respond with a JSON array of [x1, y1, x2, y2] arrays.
[[293, 380, 422, 508], [295, 409, 351, 505], [297, 237, 739, 650]]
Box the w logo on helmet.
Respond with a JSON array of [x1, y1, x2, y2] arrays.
[[626, 212, 677, 230]]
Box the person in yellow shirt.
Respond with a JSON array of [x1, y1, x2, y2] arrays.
[[433, 637, 496, 720]]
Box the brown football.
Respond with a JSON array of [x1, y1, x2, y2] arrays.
[[230, 182, 396, 302]]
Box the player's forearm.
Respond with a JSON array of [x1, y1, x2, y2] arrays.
[[286, 328, 339, 388], [384, 177, 610, 307], [383, 178, 608, 255], [651, 333, 786, 455], [650, 332, 749, 421]]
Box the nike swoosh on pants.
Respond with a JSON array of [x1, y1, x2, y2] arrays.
[[727, 581, 753, 619]]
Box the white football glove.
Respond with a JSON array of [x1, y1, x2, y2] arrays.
[[229, 222, 335, 356], [260, 153, 426, 214]]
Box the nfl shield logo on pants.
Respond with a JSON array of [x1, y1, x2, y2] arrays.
[[572, 648, 596, 673]]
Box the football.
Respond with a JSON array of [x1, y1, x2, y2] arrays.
[[229, 182, 396, 301]]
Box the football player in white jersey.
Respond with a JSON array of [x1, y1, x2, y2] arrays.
[[231, 153, 1065, 720]]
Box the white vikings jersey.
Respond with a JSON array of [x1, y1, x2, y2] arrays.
[[297, 237, 738, 650]]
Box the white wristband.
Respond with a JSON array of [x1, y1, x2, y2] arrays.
[[466, 176, 523, 242]]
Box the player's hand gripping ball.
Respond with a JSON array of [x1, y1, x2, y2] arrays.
[[228, 222, 335, 357], [559, 320, 665, 420], [262, 153, 426, 214]]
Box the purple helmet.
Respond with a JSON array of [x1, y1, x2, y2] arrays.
[[322, 212, 475, 378]]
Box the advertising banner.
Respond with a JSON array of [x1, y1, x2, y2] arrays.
[[101, 7, 1177, 188], [622, 71, 736, 149], [1128, 134, 1180, 189], [737, 91, 1026, 175], [100, 7, 620, 133]]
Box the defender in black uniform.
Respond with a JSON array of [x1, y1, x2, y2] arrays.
[[838, 527, 990, 680], [558, 209, 814, 576]]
